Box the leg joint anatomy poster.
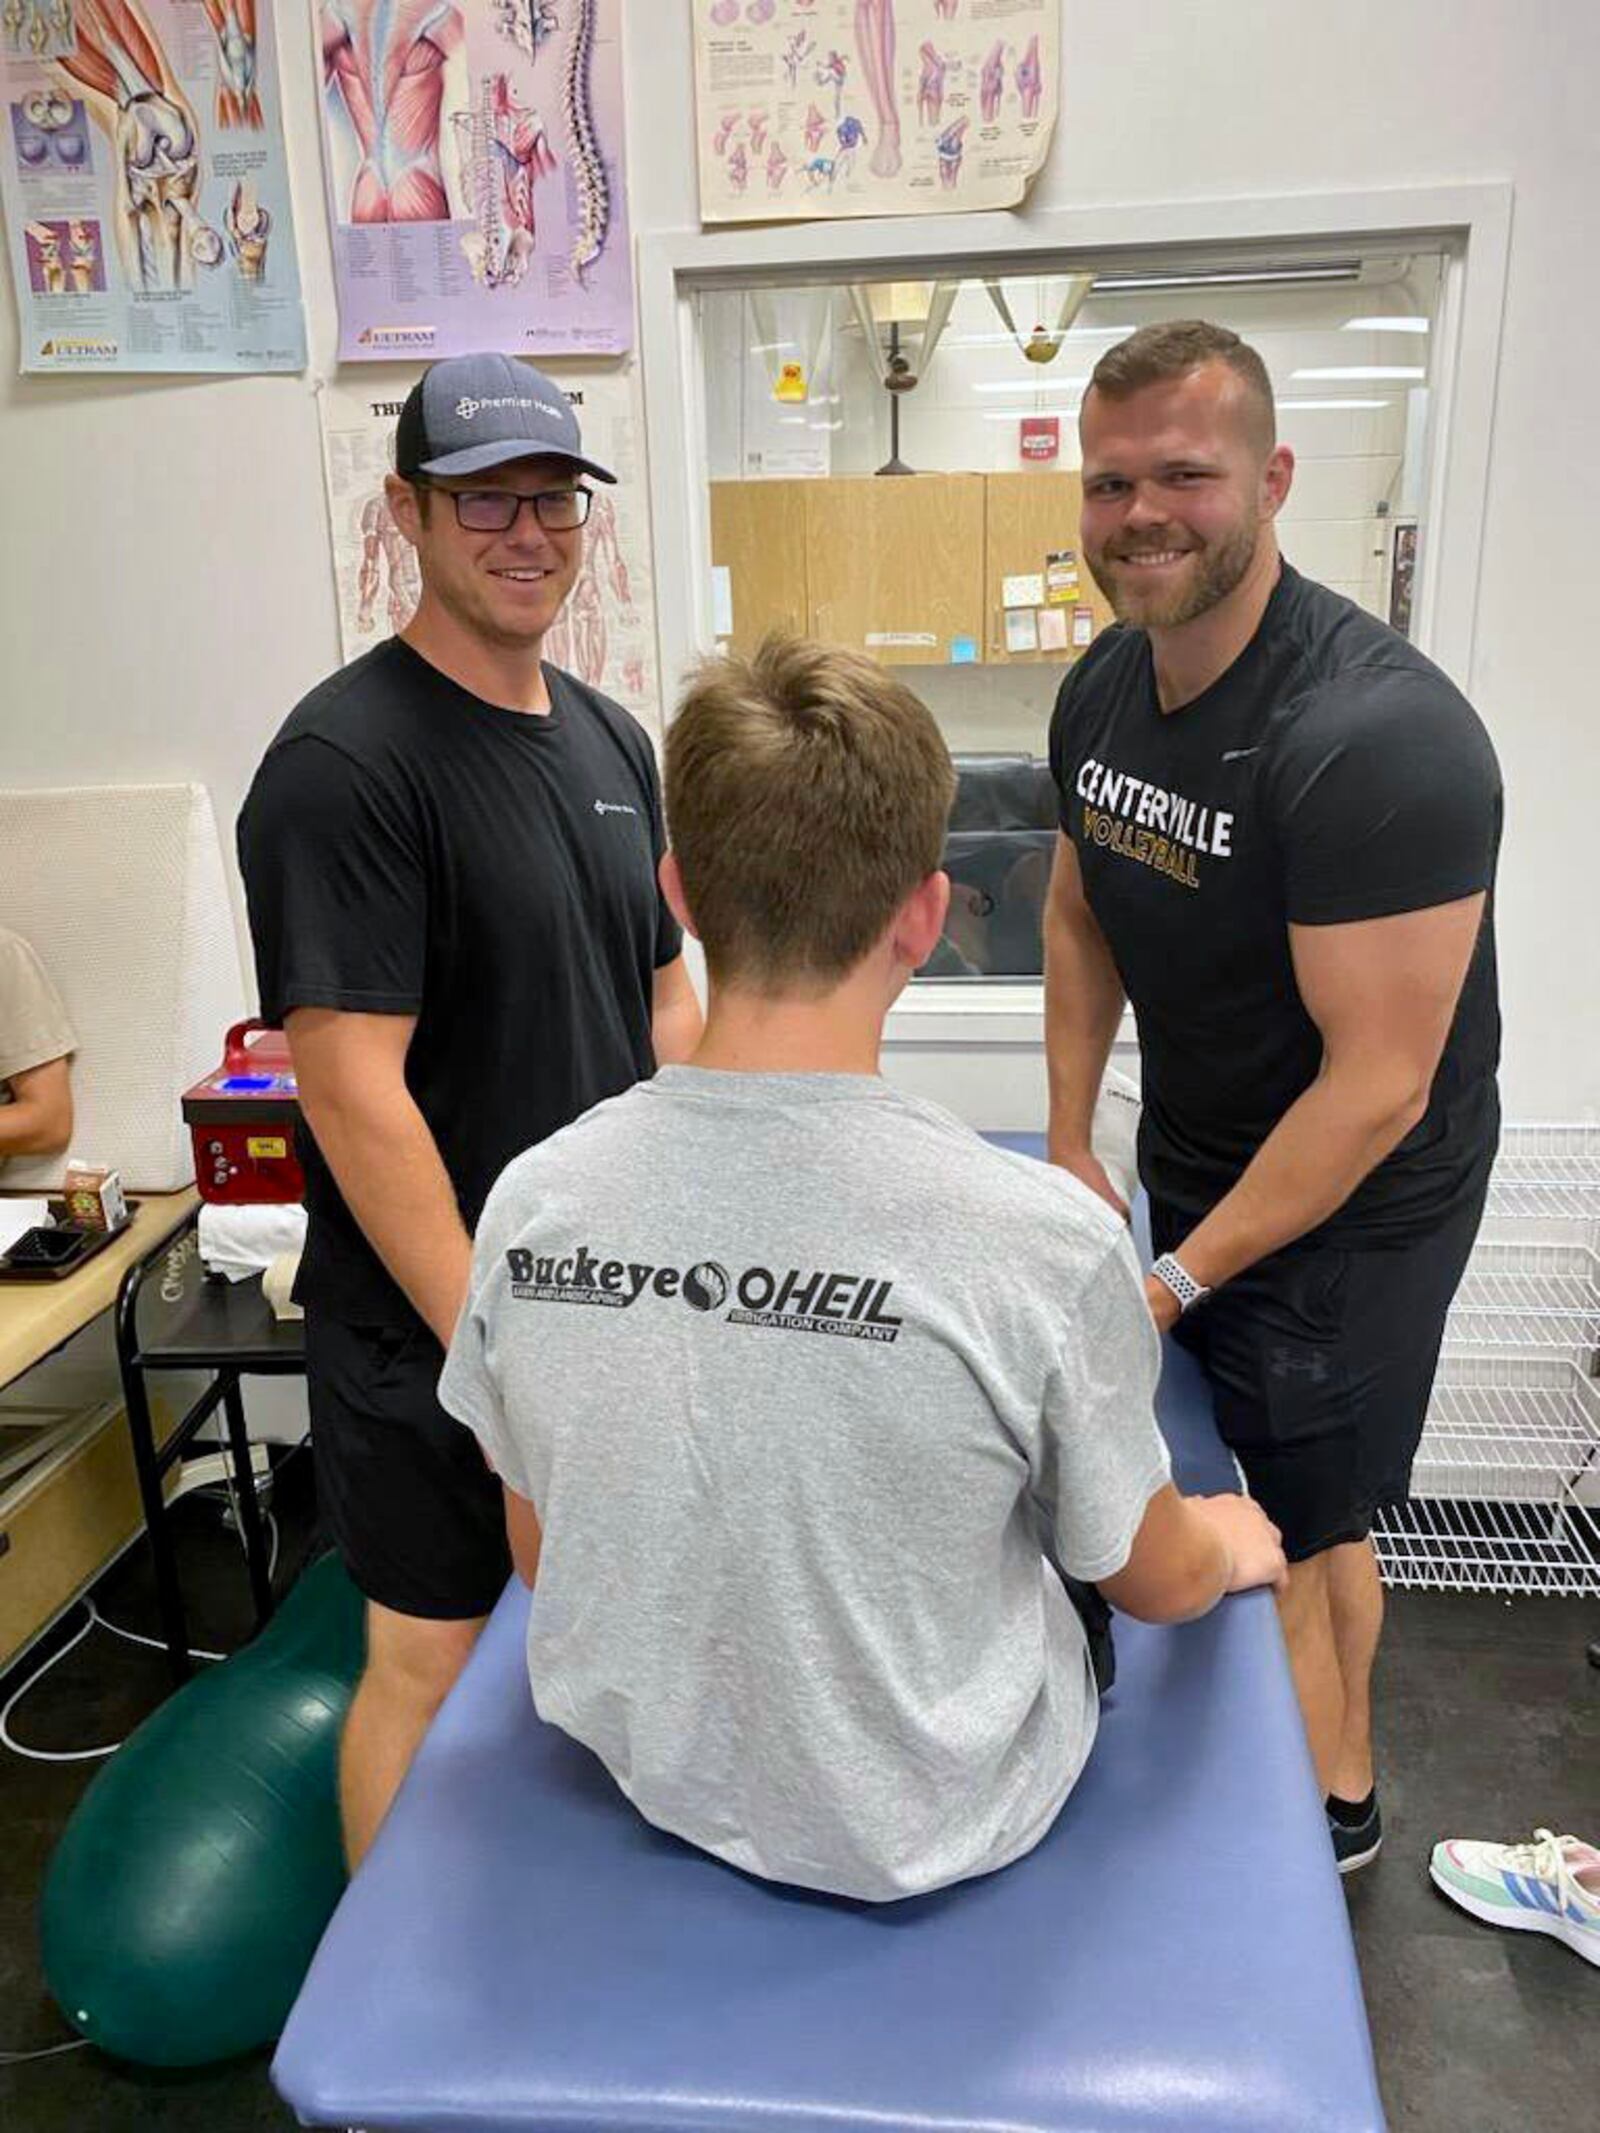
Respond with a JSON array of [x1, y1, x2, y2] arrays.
[[1, 0, 306, 371], [694, 0, 1056, 222]]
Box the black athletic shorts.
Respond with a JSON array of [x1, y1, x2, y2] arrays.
[[1151, 1170, 1490, 1564], [303, 1310, 512, 1620]]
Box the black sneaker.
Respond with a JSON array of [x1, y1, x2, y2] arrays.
[[1329, 1794, 1383, 1875]]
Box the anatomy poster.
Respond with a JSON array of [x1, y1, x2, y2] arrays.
[[0, 0, 305, 372], [694, 0, 1056, 222], [317, 361, 663, 731], [318, 0, 632, 363]]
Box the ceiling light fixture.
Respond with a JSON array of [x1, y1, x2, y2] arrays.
[[1089, 263, 1361, 292], [973, 377, 1091, 394], [1292, 365, 1425, 381]]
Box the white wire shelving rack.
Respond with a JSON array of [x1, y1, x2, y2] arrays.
[[1371, 1124, 1600, 1598], [1444, 1241, 1600, 1355], [1373, 1356, 1600, 1595], [1481, 1122, 1600, 1244]]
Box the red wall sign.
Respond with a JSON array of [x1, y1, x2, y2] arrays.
[[1020, 416, 1060, 462]]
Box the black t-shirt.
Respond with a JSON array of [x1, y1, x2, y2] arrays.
[[238, 639, 682, 1322], [1048, 564, 1502, 1243]]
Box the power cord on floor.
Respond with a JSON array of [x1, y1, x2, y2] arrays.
[[0, 2038, 91, 2065], [0, 1595, 224, 1764], [0, 1606, 123, 1762], [0, 1480, 287, 1764]]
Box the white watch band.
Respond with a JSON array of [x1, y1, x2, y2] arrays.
[[1150, 1252, 1211, 1315]]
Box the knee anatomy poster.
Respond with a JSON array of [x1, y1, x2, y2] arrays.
[[0, 0, 305, 373], [317, 0, 632, 363], [317, 361, 663, 732], [694, 0, 1056, 223]]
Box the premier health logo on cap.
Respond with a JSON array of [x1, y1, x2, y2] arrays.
[[455, 392, 566, 423]]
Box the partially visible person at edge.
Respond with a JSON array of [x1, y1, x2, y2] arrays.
[[0, 926, 75, 1164]]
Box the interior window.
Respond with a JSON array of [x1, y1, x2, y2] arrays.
[[696, 250, 1446, 979]]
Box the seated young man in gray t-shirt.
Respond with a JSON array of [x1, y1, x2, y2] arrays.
[[440, 637, 1285, 1903]]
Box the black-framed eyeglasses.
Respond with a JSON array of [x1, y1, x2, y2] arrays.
[[419, 481, 592, 533]]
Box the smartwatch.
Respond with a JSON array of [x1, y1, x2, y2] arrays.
[[1150, 1252, 1211, 1316]]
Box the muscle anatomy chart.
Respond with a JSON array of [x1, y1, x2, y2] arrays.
[[319, 361, 662, 729], [695, 0, 1055, 223], [0, 0, 304, 370], [318, 0, 631, 362]]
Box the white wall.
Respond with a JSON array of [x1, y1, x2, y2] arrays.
[[0, 1, 1594, 1119]]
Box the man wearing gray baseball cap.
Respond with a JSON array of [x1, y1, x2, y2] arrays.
[[238, 354, 703, 1864]]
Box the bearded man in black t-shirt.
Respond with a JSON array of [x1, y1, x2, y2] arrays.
[[238, 355, 702, 1864], [1044, 321, 1501, 1876]]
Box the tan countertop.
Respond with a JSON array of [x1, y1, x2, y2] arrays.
[[0, 1189, 199, 1390]]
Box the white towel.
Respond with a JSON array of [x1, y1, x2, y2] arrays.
[[198, 1201, 308, 1283]]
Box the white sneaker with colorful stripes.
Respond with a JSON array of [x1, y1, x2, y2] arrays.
[[1430, 1827, 1600, 1968]]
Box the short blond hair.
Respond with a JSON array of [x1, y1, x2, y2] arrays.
[[665, 636, 955, 990]]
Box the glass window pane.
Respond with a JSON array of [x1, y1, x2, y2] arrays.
[[695, 247, 1447, 981]]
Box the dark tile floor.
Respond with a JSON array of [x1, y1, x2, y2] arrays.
[[2, 1461, 1595, 2132], [1344, 1586, 1599, 2132], [1, 1447, 322, 2131]]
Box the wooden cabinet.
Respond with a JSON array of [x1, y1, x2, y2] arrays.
[[708, 480, 811, 656], [0, 1190, 194, 1670], [805, 475, 985, 667], [0, 1395, 175, 1672], [707, 472, 1111, 670], [982, 472, 1117, 666]]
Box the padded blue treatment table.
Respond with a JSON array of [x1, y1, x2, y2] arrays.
[[274, 1156, 1385, 2133]]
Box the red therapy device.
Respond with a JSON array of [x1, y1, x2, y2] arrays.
[[182, 1021, 305, 1205]]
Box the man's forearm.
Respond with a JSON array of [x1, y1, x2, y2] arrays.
[[1043, 905, 1125, 1154], [303, 1088, 474, 1347], [0, 1084, 71, 1155], [0, 1103, 59, 1155], [1172, 1064, 1429, 1293]]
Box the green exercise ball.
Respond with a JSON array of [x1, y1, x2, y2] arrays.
[[40, 1551, 365, 2068]]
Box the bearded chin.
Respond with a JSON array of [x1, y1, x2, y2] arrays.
[[1099, 517, 1261, 628]]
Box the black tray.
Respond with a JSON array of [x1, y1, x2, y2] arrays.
[[0, 1199, 139, 1283]]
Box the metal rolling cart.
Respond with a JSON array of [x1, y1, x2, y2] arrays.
[[1372, 1124, 1600, 1607], [115, 1208, 306, 1683]]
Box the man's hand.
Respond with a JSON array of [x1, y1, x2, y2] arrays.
[[286, 1007, 473, 1347], [1049, 1142, 1130, 1222], [1100, 1481, 1285, 1623], [1188, 1493, 1288, 1593], [1143, 1268, 1182, 1334]]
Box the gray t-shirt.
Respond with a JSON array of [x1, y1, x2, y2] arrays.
[[441, 1067, 1169, 1903]]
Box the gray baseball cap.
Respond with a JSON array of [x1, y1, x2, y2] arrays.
[[395, 352, 617, 484]]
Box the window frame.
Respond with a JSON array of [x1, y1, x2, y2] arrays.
[[638, 184, 1512, 1044]]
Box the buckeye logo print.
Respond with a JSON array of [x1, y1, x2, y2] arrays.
[[505, 1244, 903, 1344]]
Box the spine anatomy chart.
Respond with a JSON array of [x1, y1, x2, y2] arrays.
[[317, 0, 631, 361], [0, 0, 305, 369], [319, 362, 661, 729], [694, 0, 1055, 223]]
